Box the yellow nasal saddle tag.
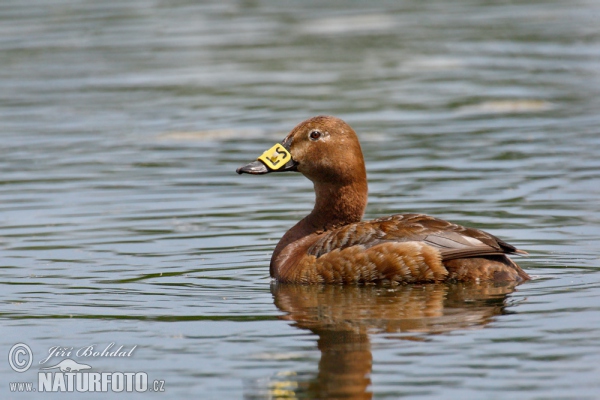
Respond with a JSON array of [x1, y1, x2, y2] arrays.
[[257, 143, 292, 170]]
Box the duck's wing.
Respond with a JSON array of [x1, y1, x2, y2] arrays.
[[307, 213, 526, 261]]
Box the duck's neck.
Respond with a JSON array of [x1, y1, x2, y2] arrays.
[[270, 178, 368, 277], [307, 180, 368, 231]]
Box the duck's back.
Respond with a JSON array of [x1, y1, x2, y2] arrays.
[[275, 214, 529, 284]]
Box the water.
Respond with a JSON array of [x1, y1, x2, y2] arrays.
[[1, 0, 600, 398]]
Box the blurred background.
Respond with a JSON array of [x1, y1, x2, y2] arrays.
[[1, 0, 599, 398]]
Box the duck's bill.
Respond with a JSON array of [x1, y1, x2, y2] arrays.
[[236, 160, 270, 174], [236, 143, 298, 175]]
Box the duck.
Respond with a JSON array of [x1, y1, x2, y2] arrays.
[[236, 116, 530, 284]]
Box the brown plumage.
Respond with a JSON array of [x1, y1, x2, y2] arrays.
[[237, 116, 530, 284]]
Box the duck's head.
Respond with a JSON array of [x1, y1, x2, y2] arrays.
[[236, 116, 366, 185]]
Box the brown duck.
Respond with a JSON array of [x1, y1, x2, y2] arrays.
[[237, 116, 529, 284]]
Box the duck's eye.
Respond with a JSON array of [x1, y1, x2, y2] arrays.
[[309, 130, 321, 141]]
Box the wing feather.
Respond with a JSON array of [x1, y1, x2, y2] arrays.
[[307, 213, 524, 261]]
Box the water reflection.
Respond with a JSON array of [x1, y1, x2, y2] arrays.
[[270, 282, 518, 399]]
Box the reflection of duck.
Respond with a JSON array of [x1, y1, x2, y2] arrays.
[[270, 281, 518, 399], [237, 116, 529, 284]]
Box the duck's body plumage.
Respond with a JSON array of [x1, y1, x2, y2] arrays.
[[237, 116, 529, 284], [271, 213, 528, 284]]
